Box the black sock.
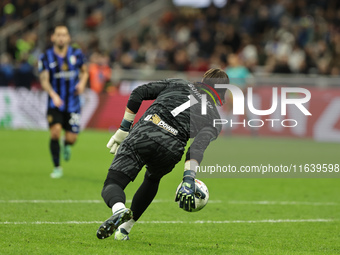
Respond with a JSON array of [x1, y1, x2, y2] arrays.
[[130, 173, 160, 221], [50, 139, 60, 167], [101, 184, 126, 208]]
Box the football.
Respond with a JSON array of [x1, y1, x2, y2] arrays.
[[176, 179, 209, 212]]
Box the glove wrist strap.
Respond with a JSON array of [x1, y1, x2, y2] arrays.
[[120, 112, 136, 132], [183, 170, 196, 179], [183, 160, 198, 180], [120, 119, 133, 132]]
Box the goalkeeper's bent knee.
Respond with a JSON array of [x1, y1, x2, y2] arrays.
[[102, 171, 131, 208], [101, 184, 126, 208]]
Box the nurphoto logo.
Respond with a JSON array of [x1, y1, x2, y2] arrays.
[[201, 84, 312, 128]]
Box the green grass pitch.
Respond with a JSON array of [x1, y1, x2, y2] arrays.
[[0, 129, 339, 254]]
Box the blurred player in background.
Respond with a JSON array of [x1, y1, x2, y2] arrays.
[[38, 25, 88, 178], [225, 53, 252, 91], [96, 68, 229, 241], [224, 53, 256, 135]]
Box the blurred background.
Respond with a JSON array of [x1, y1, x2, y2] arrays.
[[0, 0, 339, 142]]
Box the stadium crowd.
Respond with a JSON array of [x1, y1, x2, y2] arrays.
[[108, 0, 340, 75], [1, 0, 340, 89]]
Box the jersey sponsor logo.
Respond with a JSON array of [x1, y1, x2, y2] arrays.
[[144, 114, 178, 136], [54, 70, 77, 79]]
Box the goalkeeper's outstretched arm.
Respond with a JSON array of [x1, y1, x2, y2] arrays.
[[126, 81, 168, 113], [107, 81, 167, 155], [175, 126, 218, 211]]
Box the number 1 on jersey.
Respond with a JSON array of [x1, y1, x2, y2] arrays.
[[171, 95, 198, 117]]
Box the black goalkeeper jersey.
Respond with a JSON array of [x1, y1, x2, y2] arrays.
[[126, 78, 222, 164]]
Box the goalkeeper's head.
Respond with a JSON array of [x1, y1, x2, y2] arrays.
[[201, 68, 229, 106]]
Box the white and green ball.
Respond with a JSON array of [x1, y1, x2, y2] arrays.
[[176, 179, 209, 212]]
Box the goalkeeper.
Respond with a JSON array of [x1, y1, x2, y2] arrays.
[[97, 68, 229, 240]]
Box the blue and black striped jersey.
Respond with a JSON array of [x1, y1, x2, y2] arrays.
[[38, 46, 86, 113]]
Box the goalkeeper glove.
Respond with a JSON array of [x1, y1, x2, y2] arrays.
[[107, 111, 135, 155], [175, 160, 206, 212]]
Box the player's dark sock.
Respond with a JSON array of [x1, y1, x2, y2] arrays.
[[130, 173, 160, 221], [50, 139, 60, 167], [102, 184, 126, 208]]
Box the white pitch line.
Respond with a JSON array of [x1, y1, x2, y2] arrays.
[[0, 199, 162, 204], [138, 219, 335, 224], [0, 221, 103, 225], [0, 219, 335, 225], [0, 199, 221, 204], [0, 199, 222, 204], [0, 200, 337, 206], [0, 200, 103, 204], [228, 201, 338, 206]]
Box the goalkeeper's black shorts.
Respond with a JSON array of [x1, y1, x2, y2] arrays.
[[107, 132, 183, 181]]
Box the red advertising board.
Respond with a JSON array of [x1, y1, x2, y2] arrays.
[[87, 92, 154, 131], [86, 86, 340, 142], [226, 86, 340, 141]]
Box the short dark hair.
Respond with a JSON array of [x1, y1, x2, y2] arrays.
[[202, 68, 229, 86], [202, 68, 229, 105], [53, 24, 69, 33]]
